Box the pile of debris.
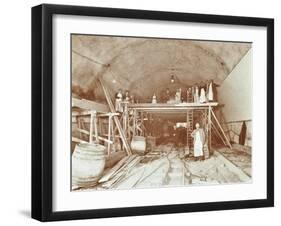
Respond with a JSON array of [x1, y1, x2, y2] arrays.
[[98, 154, 170, 190]]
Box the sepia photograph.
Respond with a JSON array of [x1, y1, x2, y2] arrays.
[[71, 34, 252, 191], [30, 3, 274, 221]]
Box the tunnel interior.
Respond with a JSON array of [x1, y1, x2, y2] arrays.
[[71, 34, 253, 190]]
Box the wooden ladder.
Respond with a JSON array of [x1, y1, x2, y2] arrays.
[[187, 110, 194, 151], [186, 88, 194, 152]]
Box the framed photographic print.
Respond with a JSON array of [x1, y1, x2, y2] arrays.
[[31, 4, 274, 221]]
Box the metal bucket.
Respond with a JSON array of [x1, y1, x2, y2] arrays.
[[72, 143, 106, 188], [131, 136, 146, 154]]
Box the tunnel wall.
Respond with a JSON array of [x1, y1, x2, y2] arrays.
[[217, 48, 252, 146]]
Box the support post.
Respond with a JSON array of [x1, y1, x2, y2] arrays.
[[107, 115, 112, 156], [133, 110, 137, 136], [89, 111, 94, 143], [93, 111, 99, 143], [123, 102, 129, 138]]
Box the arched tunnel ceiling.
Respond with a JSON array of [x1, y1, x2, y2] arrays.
[[72, 35, 251, 102]]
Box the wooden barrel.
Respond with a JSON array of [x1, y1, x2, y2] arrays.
[[72, 143, 106, 188], [131, 136, 146, 154]]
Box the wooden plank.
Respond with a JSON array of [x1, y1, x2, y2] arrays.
[[98, 112, 119, 117], [93, 113, 99, 143], [76, 116, 82, 139], [128, 102, 218, 108], [72, 136, 87, 143], [89, 111, 94, 143], [107, 116, 112, 156], [114, 165, 146, 189], [76, 128, 113, 144], [128, 108, 214, 113], [126, 102, 219, 113], [92, 134, 112, 144], [72, 97, 109, 112], [72, 111, 119, 118], [100, 155, 141, 188], [72, 110, 92, 116], [107, 156, 143, 188], [99, 156, 131, 183]]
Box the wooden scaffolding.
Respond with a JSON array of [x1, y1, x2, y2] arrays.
[[72, 78, 232, 158], [121, 102, 232, 158]]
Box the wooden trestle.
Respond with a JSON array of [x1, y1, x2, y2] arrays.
[[121, 102, 232, 157]]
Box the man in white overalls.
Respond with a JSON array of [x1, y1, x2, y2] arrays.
[[191, 122, 206, 161]]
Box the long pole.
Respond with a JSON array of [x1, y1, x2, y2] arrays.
[[211, 121, 227, 146], [211, 109, 232, 149], [208, 106, 211, 149], [107, 115, 112, 156], [89, 111, 94, 143]]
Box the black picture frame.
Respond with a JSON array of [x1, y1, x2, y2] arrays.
[[31, 3, 274, 222]]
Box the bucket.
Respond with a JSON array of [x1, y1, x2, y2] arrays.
[[72, 143, 106, 188], [131, 136, 146, 154]]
